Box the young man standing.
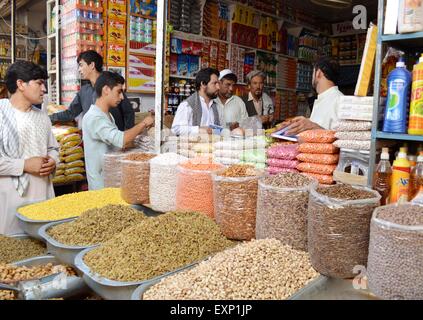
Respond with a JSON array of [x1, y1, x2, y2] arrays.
[[242, 70, 274, 127], [0, 61, 59, 235], [82, 71, 154, 190], [50, 50, 135, 130], [171, 68, 221, 135], [283, 57, 344, 135], [215, 69, 248, 130]]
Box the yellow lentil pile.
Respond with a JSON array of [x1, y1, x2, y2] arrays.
[[47, 205, 147, 246], [0, 236, 46, 264], [84, 211, 234, 282], [144, 239, 319, 300], [18, 188, 127, 221]]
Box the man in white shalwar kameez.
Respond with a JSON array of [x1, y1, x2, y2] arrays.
[[0, 61, 59, 235]]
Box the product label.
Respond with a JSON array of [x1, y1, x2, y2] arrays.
[[386, 79, 406, 121]]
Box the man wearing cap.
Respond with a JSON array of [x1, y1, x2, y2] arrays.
[[242, 70, 274, 127], [282, 57, 344, 135], [171, 68, 221, 136], [215, 69, 249, 130]]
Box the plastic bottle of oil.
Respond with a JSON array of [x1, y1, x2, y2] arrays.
[[374, 148, 392, 206], [408, 54, 423, 135], [390, 147, 411, 204], [409, 151, 423, 200]]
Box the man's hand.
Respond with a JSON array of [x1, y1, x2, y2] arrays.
[[229, 122, 239, 131], [40, 157, 56, 177], [142, 115, 155, 129], [260, 115, 270, 124], [199, 127, 213, 135], [284, 116, 321, 135], [24, 157, 47, 176]]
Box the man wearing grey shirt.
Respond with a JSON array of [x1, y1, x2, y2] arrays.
[[50, 50, 135, 131], [82, 72, 154, 190]]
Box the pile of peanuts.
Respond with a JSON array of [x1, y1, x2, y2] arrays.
[[143, 239, 319, 300]]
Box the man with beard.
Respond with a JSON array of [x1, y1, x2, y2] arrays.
[[215, 69, 248, 130], [171, 68, 221, 135], [282, 57, 344, 135], [49, 50, 134, 130]]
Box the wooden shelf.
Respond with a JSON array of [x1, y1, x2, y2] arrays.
[[169, 74, 195, 80], [381, 32, 423, 47]]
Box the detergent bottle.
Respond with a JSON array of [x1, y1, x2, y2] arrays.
[[408, 54, 423, 135], [390, 147, 411, 204], [383, 58, 412, 133]]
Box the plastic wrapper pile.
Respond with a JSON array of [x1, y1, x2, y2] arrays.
[[121, 153, 157, 205], [52, 125, 86, 184], [296, 130, 338, 185], [174, 134, 218, 159], [149, 153, 188, 212], [333, 120, 372, 151], [367, 203, 423, 300], [266, 143, 299, 175], [176, 158, 224, 219], [212, 165, 264, 240], [307, 185, 381, 278], [213, 136, 267, 169]]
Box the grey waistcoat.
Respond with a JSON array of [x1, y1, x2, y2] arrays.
[[185, 92, 220, 127]]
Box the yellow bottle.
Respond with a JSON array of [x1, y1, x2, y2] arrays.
[[408, 53, 423, 135], [390, 147, 411, 204]]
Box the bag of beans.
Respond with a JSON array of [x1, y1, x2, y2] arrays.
[[297, 163, 337, 175], [267, 144, 299, 160], [120, 153, 157, 205], [103, 149, 142, 188], [267, 158, 299, 169], [267, 167, 299, 175], [301, 172, 335, 185], [298, 130, 336, 143], [296, 153, 340, 165], [298, 143, 339, 154], [176, 159, 224, 219], [335, 131, 371, 141], [333, 140, 371, 151], [367, 203, 423, 300], [212, 165, 264, 240], [256, 173, 318, 251], [307, 184, 381, 278], [149, 153, 188, 212]]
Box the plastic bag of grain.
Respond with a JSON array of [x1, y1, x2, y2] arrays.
[[176, 158, 224, 219], [367, 203, 423, 300], [103, 149, 141, 188], [256, 173, 318, 251], [149, 153, 188, 212], [212, 165, 264, 240], [307, 184, 380, 278], [120, 153, 157, 205]]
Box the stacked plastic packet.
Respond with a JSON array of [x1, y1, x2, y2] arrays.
[[266, 143, 299, 175]]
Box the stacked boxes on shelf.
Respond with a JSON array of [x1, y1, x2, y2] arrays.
[[202, 0, 229, 41], [298, 32, 319, 63], [273, 90, 297, 121], [106, 0, 127, 70], [201, 39, 229, 71], [229, 45, 246, 84], [127, 0, 157, 92], [257, 51, 277, 87], [231, 4, 259, 48], [276, 56, 297, 90], [169, 0, 201, 34], [60, 0, 104, 106], [170, 37, 202, 78], [296, 62, 313, 92]]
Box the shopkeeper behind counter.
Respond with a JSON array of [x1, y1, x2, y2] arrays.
[[50, 50, 135, 130], [282, 57, 344, 135], [82, 71, 154, 190]]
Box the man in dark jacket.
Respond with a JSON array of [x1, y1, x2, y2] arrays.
[[49, 50, 135, 130]]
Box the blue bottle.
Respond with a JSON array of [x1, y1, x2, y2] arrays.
[[383, 58, 412, 133]]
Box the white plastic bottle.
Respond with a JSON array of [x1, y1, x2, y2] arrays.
[[398, 0, 423, 33]]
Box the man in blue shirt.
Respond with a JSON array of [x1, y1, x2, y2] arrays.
[[82, 71, 154, 190], [50, 50, 135, 130]]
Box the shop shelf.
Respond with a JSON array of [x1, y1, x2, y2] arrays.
[[376, 131, 423, 142], [380, 32, 423, 47]]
